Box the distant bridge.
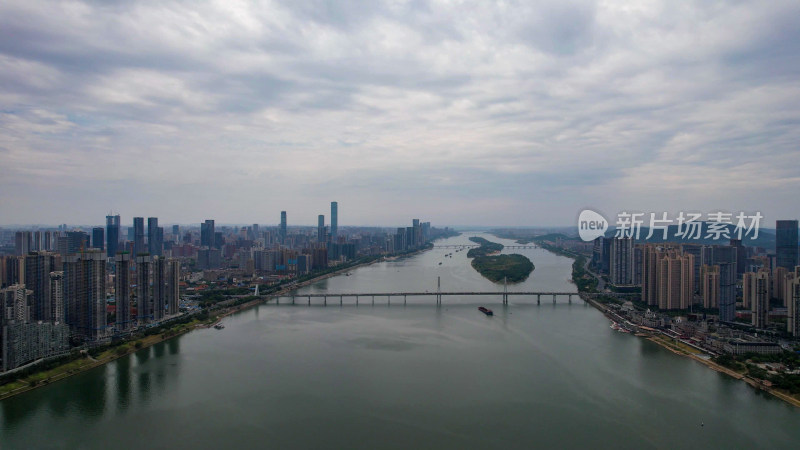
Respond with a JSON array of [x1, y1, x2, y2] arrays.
[[433, 245, 537, 249], [276, 290, 587, 306]]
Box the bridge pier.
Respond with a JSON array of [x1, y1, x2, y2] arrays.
[[553, 294, 556, 304], [292, 297, 295, 305], [537, 294, 540, 305], [324, 296, 327, 306], [308, 296, 311, 306]]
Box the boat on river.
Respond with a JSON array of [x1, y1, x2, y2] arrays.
[[478, 306, 493, 316]]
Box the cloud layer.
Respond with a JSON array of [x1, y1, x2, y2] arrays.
[[1, 0, 799, 227]]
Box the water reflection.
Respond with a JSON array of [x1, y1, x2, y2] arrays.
[[116, 357, 132, 413]]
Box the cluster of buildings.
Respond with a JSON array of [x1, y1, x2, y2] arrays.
[[589, 220, 800, 337], [0, 202, 447, 372]]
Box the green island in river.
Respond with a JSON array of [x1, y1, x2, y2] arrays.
[[467, 237, 534, 283]]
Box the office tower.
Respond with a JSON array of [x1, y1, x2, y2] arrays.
[[280, 211, 287, 244], [201, 219, 215, 248], [172, 225, 180, 242], [64, 250, 106, 341], [106, 214, 120, 258], [148, 217, 163, 256], [701, 265, 720, 309], [330, 202, 338, 240], [136, 255, 152, 323], [609, 237, 634, 285], [656, 251, 694, 310], [114, 253, 132, 331], [749, 269, 770, 328], [133, 217, 145, 255], [787, 275, 800, 336], [702, 245, 737, 321], [14, 231, 31, 256], [412, 219, 420, 247], [252, 224, 260, 241], [91, 227, 104, 252], [1, 284, 32, 323], [318, 215, 325, 243], [776, 220, 799, 270], [24, 251, 59, 322], [166, 259, 180, 316]]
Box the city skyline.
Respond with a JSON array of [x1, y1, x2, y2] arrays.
[[2, 1, 800, 226]]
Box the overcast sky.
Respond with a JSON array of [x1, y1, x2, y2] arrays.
[[1, 0, 799, 228]]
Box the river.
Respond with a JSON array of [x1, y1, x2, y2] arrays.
[[1, 232, 798, 449]]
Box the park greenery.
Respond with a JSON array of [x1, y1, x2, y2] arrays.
[[713, 351, 800, 394], [466, 237, 534, 283], [466, 237, 504, 258]]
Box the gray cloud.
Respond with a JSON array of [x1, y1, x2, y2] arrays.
[[1, 0, 799, 227]]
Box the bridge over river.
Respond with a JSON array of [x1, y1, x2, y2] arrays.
[[273, 291, 637, 306]]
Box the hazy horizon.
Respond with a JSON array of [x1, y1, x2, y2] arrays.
[[2, 1, 800, 226]]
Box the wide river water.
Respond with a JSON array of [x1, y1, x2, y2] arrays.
[[1, 233, 799, 449]]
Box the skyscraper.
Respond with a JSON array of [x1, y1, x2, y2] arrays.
[[776, 220, 799, 270], [106, 214, 120, 258], [24, 251, 58, 322], [148, 217, 163, 256], [201, 219, 215, 248], [133, 217, 145, 256], [280, 211, 287, 244], [64, 250, 106, 341], [318, 215, 325, 243], [92, 227, 104, 252], [331, 201, 338, 240], [114, 253, 131, 331], [702, 245, 737, 321]]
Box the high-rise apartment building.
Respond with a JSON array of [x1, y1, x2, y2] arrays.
[[167, 259, 180, 316], [701, 264, 720, 309], [49, 271, 64, 323], [787, 275, 800, 337], [136, 255, 152, 323], [24, 251, 59, 322], [656, 251, 694, 310], [133, 217, 145, 256], [148, 217, 163, 256], [64, 250, 106, 341], [702, 245, 737, 321], [114, 253, 132, 331], [749, 269, 771, 328], [152, 256, 166, 321], [609, 237, 634, 285]]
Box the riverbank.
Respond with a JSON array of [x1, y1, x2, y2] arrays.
[[0, 247, 431, 402], [536, 243, 800, 409]]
